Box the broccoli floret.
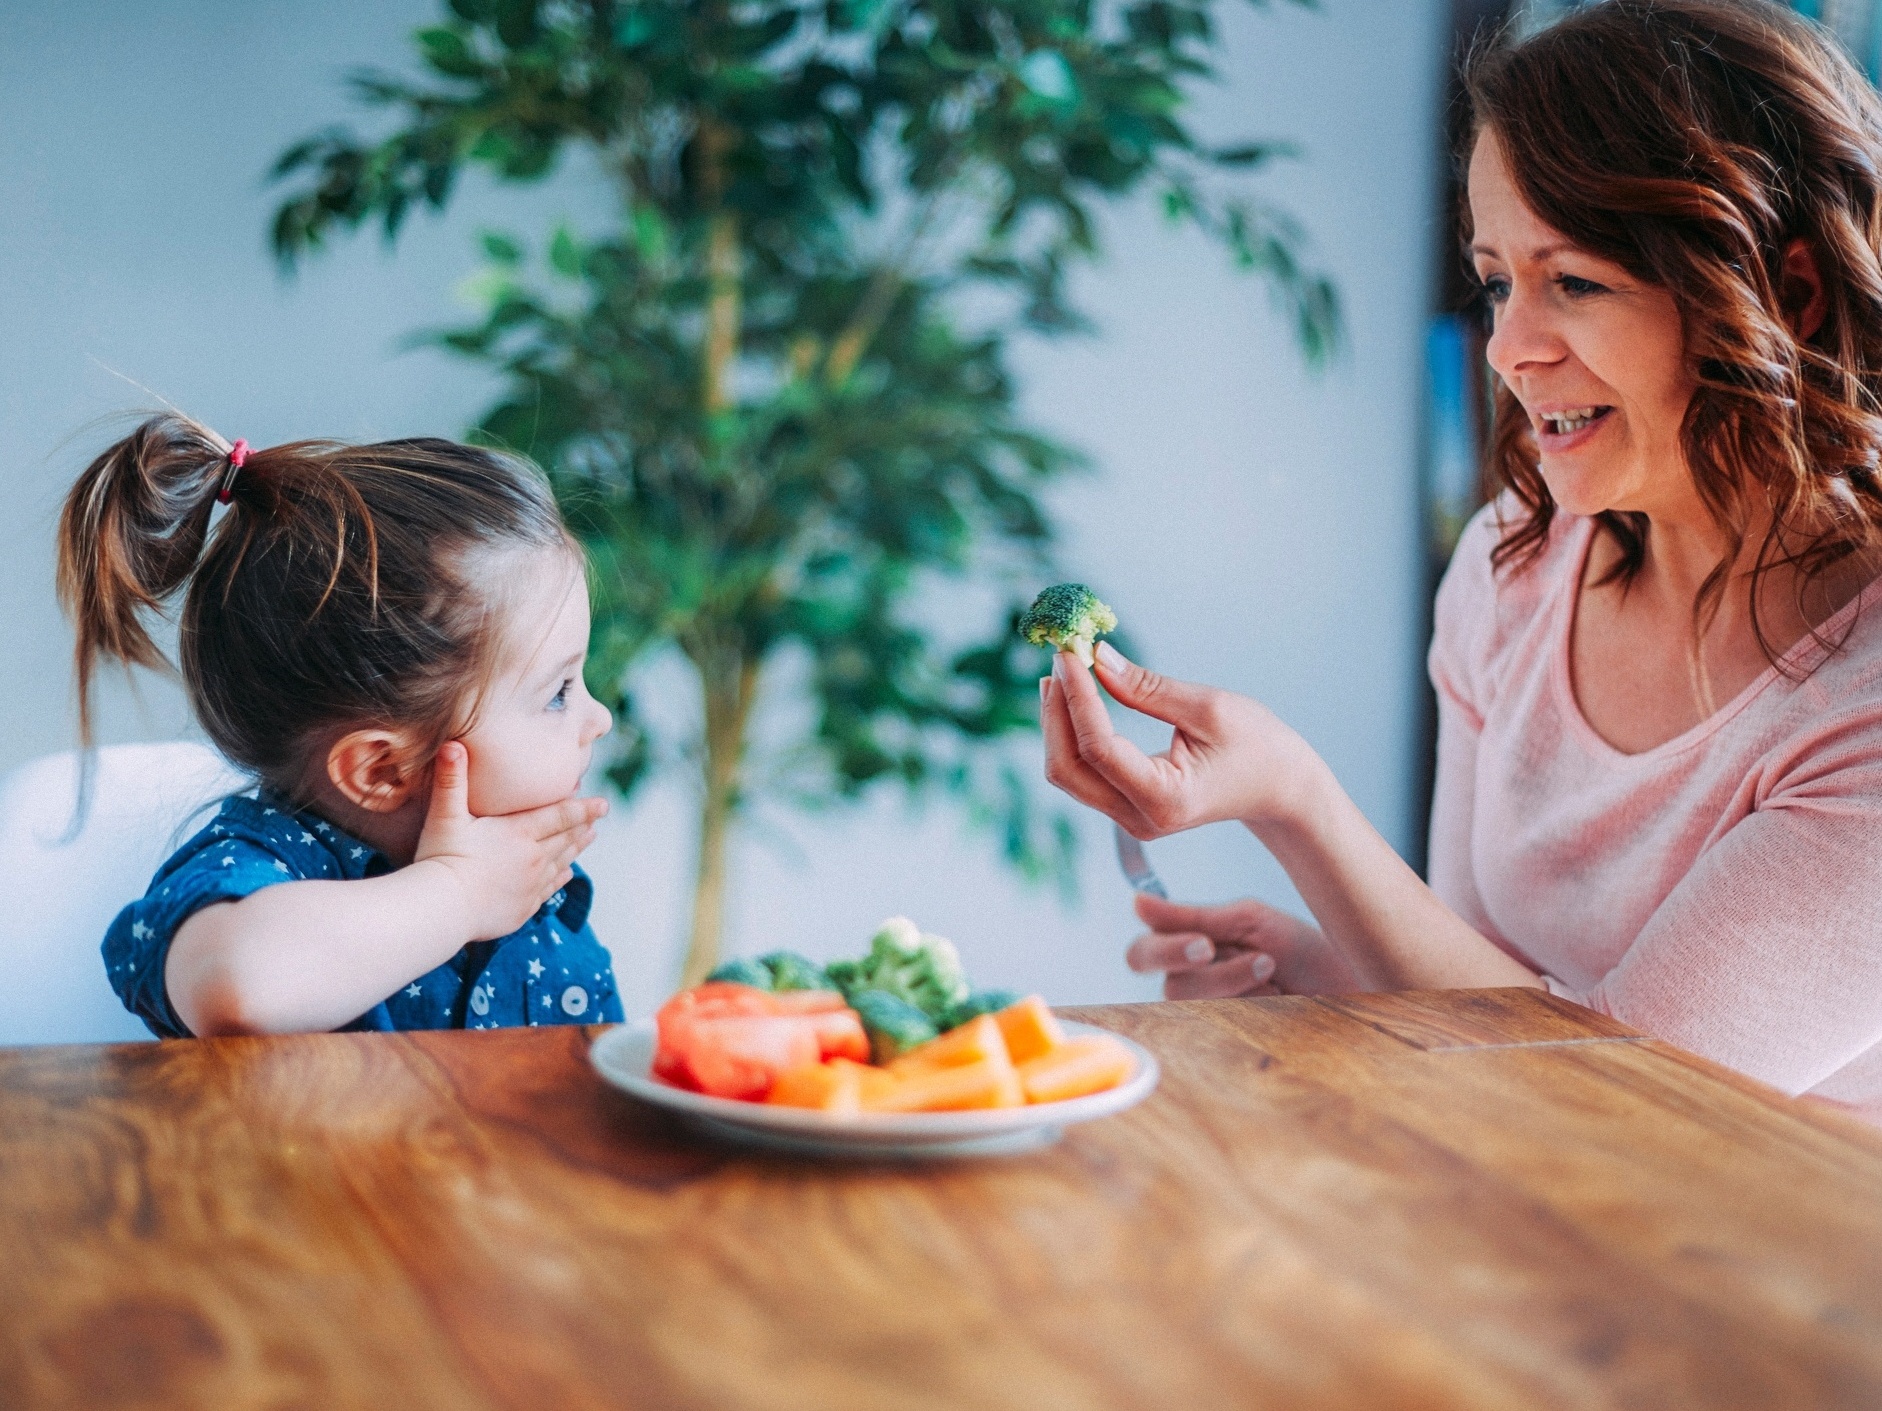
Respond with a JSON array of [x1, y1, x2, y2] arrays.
[[849, 989, 940, 1063], [1019, 583, 1118, 667], [705, 957, 774, 989], [760, 950, 836, 992], [838, 916, 969, 1022], [944, 989, 1022, 1030]]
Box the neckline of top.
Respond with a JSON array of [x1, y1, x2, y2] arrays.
[[1548, 514, 1882, 765]]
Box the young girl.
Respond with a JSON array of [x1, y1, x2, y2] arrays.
[[61, 413, 620, 1037]]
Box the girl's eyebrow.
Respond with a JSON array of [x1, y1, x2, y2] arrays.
[[537, 649, 584, 687]]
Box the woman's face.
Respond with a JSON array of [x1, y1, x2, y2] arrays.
[[1469, 131, 1697, 520]]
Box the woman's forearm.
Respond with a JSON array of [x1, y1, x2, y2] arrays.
[[166, 863, 474, 1036], [1247, 756, 1543, 992]]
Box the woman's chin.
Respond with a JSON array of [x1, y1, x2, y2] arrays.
[[1536, 463, 1625, 519]]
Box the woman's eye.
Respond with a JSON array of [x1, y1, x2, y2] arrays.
[[1556, 274, 1605, 297], [549, 680, 571, 711], [1478, 274, 1510, 304]]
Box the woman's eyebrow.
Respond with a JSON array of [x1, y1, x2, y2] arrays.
[[1469, 241, 1575, 262]]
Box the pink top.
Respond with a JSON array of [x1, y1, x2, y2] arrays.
[[1429, 500, 1882, 1120]]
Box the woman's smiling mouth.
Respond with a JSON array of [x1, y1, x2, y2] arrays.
[[1534, 404, 1614, 449]]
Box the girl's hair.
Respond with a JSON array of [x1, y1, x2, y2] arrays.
[[57, 413, 572, 793], [1463, 0, 1882, 665]]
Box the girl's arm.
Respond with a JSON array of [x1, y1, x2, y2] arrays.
[[1041, 645, 1541, 992], [169, 743, 606, 1036]]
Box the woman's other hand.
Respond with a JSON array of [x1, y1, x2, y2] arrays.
[[1126, 892, 1364, 999], [1041, 642, 1324, 839]]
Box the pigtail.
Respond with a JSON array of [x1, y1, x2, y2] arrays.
[[56, 414, 235, 749]]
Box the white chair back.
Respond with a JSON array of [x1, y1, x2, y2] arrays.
[[0, 743, 246, 1045]]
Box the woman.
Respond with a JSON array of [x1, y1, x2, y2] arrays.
[[1042, 0, 1882, 1118]]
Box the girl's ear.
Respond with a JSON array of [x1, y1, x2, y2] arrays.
[[326, 729, 426, 813]]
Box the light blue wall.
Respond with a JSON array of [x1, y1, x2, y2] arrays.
[[0, 0, 1445, 1019]]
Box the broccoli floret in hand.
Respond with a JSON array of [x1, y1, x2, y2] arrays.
[[1019, 583, 1118, 666], [822, 916, 970, 1023]]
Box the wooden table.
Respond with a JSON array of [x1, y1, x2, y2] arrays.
[[2, 989, 1879, 1410]]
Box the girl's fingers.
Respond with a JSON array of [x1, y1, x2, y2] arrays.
[[524, 794, 607, 841], [1162, 951, 1276, 1001], [425, 741, 472, 824]]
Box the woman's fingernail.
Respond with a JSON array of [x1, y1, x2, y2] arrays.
[[1040, 675, 1050, 703], [1184, 938, 1213, 963], [1095, 641, 1123, 670], [1251, 952, 1277, 982]]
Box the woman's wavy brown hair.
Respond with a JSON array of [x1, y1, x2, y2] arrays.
[[1464, 0, 1882, 667]]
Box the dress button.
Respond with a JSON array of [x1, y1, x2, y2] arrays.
[[469, 985, 490, 1016], [560, 985, 588, 1017]]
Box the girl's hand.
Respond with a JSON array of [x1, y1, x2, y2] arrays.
[[413, 741, 608, 941], [1041, 643, 1324, 839], [1125, 892, 1364, 999]]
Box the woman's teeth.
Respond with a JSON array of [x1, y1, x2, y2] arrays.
[[1543, 406, 1606, 434]]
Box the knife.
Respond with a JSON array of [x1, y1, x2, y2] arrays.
[[1113, 823, 1168, 899]]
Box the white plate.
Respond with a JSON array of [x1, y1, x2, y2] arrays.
[[590, 1018, 1160, 1159]]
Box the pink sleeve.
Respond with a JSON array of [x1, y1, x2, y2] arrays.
[[1551, 712, 1882, 1095], [1425, 509, 1498, 936]]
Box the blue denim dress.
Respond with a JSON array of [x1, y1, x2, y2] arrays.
[[103, 791, 623, 1038]]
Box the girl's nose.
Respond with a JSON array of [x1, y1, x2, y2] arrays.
[[584, 695, 614, 745]]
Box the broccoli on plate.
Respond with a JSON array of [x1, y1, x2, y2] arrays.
[[1019, 583, 1118, 666], [822, 916, 969, 1023], [705, 957, 774, 989], [848, 989, 940, 1063], [705, 952, 838, 992]]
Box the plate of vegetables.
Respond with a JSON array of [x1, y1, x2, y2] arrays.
[[590, 917, 1159, 1158]]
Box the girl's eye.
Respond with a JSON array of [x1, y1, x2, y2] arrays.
[[549, 680, 571, 711]]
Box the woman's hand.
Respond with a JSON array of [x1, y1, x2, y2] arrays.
[[413, 741, 607, 941], [1127, 892, 1365, 999], [1040, 643, 1324, 839]]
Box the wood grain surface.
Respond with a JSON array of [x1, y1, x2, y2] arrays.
[[1, 990, 1878, 1411]]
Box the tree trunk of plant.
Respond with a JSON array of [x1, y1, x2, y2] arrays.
[[680, 645, 760, 986]]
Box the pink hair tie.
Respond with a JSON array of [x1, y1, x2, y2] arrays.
[[217, 439, 250, 505]]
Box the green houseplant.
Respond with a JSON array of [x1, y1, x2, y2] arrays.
[[271, 0, 1334, 984]]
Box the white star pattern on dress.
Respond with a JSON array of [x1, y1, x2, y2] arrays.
[[350, 846, 365, 860], [406, 983, 422, 998], [273, 859, 290, 873], [220, 855, 235, 867], [299, 831, 315, 844], [542, 994, 552, 1007], [528, 958, 545, 979], [131, 920, 152, 941]]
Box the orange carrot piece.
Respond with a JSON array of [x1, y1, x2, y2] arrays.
[[1018, 1035, 1134, 1104], [890, 1015, 1009, 1074], [995, 995, 1065, 1065], [864, 1054, 1024, 1112], [764, 1061, 888, 1113]]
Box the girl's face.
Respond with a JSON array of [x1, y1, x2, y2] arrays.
[[458, 546, 613, 817], [1469, 130, 1698, 520]]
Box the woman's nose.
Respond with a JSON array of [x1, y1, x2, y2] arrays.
[[1484, 285, 1566, 383]]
